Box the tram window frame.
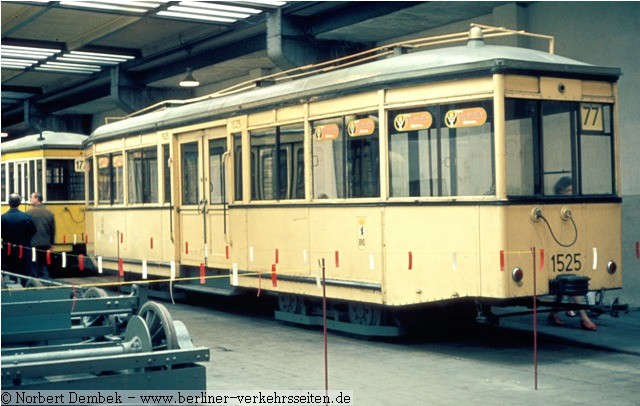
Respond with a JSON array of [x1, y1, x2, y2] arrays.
[[87, 157, 95, 204], [233, 133, 243, 202], [46, 159, 84, 201], [180, 142, 199, 206], [97, 153, 124, 205], [209, 138, 227, 205], [249, 123, 304, 201], [1, 163, 7, 203], [127, 146, 158, 204], [312, 113, 380, 199], [505, 99, 615, 198], [163, 144, 171, 204], [387, 101, 494, 198]]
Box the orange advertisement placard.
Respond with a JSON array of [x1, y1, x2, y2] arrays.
[[347, 118, 376, 137], [313, 124, 340, 141], [393, 111, 433, 131], [444, 107, 487, 128]]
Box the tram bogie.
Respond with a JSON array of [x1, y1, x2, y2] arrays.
[[83, 25, 623, 335]]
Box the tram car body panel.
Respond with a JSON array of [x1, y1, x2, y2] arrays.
[[1, 132, 87, 258], [84, 27, 622, 312]]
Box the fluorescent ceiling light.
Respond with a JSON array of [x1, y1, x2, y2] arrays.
[[233, 1, 287, 7], [178, 1, 261, 14], [57, 56, 120, 65], [70, 51, 135, 60], [1, 53, 42, 61], [0, 58, 37, 65], [35, 67, 95, 74], [167, 5, 250, 19], [47, 61, 101, 70], [59, 1, 155, 13], [1, 45, 60, 54], [157, 10, 235, 23]]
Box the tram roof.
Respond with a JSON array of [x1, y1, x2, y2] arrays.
[[1, 131, 87, 154], [89, 41, 621, 142]]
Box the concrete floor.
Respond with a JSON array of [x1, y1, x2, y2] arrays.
[[163, 294, 640, 405]]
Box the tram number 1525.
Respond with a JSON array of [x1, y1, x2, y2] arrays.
[[551, 253, 583, 273]]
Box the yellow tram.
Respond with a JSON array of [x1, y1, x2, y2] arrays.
[[83, 25, 622, 334], [1, 131, 88, 269]]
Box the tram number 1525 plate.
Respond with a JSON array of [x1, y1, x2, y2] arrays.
[[551, 253, 583, 272]]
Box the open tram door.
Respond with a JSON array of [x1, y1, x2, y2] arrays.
[[175, 125, 233, 294]]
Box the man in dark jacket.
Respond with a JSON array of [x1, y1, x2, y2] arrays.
[[29, 192, 56, 279], [1, 193, 37, 276]]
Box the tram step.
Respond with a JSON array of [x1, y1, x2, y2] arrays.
[[174, 283, 241, 296]]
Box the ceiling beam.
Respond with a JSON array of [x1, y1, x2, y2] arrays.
[[307, 1, 421, 36]]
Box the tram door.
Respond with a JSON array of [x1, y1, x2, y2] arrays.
[[203, 130, 229, 269], [177, 129, 229, 269], [178, 132, 206, 267]]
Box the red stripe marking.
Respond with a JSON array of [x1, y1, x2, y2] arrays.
[[63, 235, 66, 244], [225, 245, 230, 260], [150, 237, 154, 250], [18, 245, 23, 259], [185, 242, 189, 254], [7, 243, 11, 256], [46, 250, 51, 265], [500, 250, 505, 272], [120, 233, 123, 244], [275, 248, 279, 264], [200, 263, 206, 284], [408, 251, 413, 270], [335, 251, 340, 268], [84, 234, 89, 244], [78, 254, 85, 271], [271, 264, 278, 288], [636, 241, 640, 259], [539, 249, 545, 271], [118, 258, 124, 277]]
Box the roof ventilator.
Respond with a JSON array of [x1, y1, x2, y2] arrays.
[[468, 26, 485, 48]]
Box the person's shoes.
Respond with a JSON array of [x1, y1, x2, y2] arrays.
[[581, 320, 597, 331], [566, 310, 577, 317], [548, 314, 564, 326]]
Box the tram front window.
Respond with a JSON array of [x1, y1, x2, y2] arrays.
[[506, 99, 615, 197]]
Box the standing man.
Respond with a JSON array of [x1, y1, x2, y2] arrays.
[[28, 192, 56, 279], [1, 193, 37, 277]]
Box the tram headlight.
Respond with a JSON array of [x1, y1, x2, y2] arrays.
[[607, 261, 618, 275], [512, 267, 524, 283]]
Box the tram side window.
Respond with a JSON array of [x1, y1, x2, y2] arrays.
[[181, 142, 199, 205], [388, 102, 494, 197], [128, 147, 158, 204], [209, 139, 226, 204], [388, 109, 437, 197], [312, 113, 379, 199], [1, 163, 6, 203], [47, 159, 84, 201], [87, 157, 94, 204], [234, 134, 243, 202], [97, 154, 124, 204], [250, 124, 304, 201], [163, 144, 171, 204]]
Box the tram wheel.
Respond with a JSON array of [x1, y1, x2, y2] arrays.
[[278, 294, 307, 315], [348, 302, 382, 326], [138, 301, 179, 351], [81, 287, 116, 331]]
